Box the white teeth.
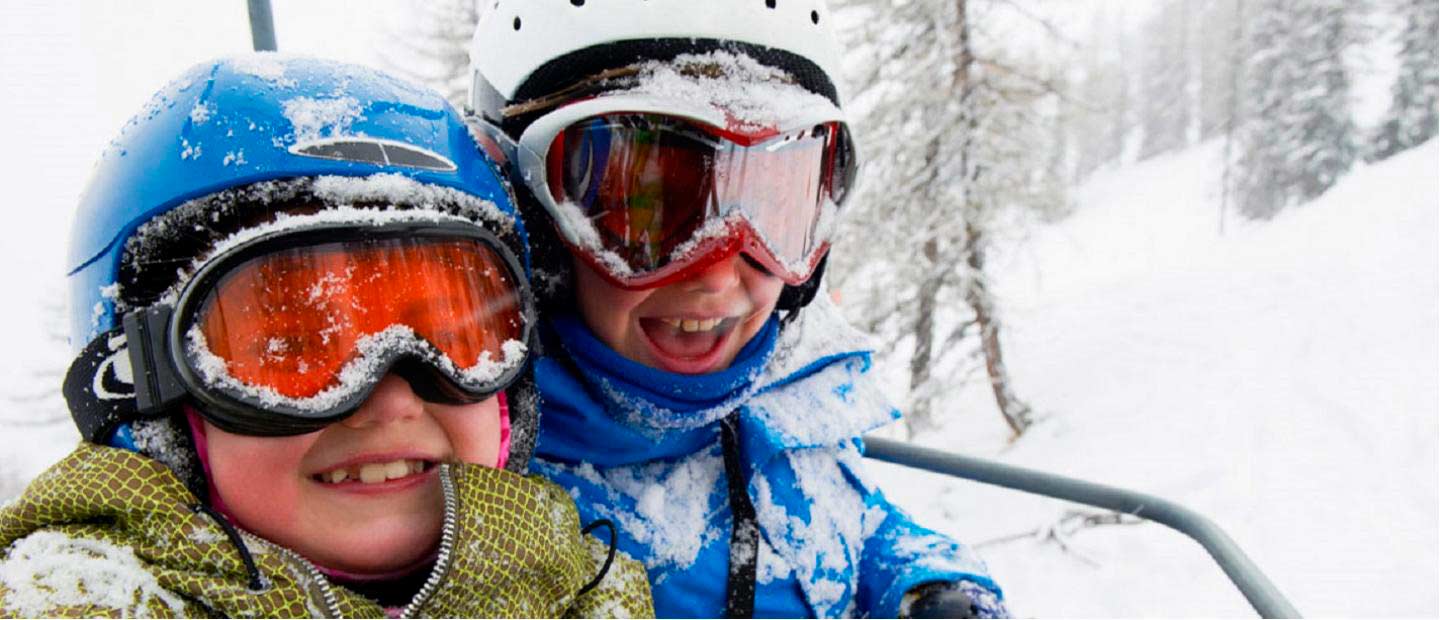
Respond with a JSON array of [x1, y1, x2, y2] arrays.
[[667, 317, 726, 333], [358, 463, 387, 484], [321, 459, 427, 485], [383, 461, 410, 480]]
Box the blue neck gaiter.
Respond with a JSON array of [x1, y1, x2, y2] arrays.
[[552, 313, 780, 429], [533, 314, 780, 465]]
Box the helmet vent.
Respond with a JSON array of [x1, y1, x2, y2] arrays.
[[291, 138, 457, 171], [570, 0, 584, 5], [765, 0, 777, 8], [811, 10, 819, 24], [513, 16, 521, 31]]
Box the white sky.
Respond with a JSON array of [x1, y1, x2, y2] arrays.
[[0, 0, 1410, 413], [0, 0, 410, 392]]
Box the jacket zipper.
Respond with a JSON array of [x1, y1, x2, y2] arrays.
[[400, 463, 459, 619], [237, 530, 342, 618], [233, 464, 459, 619]]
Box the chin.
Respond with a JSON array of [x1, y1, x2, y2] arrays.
[[303, 520, 441, 574]]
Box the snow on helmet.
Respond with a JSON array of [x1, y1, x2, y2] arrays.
[[63, 55, 542, 493], [468, 0, 845, 121], [467, 0, 848, 315], [70, 55, 524, 348]]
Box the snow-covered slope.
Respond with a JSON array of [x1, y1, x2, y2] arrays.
[[868, 139, 1439, 617], [1, 3, 1433, 615]]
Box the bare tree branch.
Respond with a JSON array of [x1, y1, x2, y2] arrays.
[[974, 509, 1146, 567], [984, 0, 1086, 50]]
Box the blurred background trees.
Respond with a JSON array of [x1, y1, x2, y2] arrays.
[[398, 0, 1437, 440], [1370, 0, 1439, 161]]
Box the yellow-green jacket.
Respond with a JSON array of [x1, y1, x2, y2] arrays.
[[0, 443, 654, 618]]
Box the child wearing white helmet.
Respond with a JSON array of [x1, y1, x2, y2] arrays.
[[468, 2, 1007, 617], [0, 56, 652, 618]]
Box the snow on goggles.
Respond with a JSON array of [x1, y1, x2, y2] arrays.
[[509, 94, 856, 288], [117, 221, 534, 436]]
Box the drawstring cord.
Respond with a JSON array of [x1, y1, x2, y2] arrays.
[[192, 503, 266, 591], [578, 518, 619, 596]]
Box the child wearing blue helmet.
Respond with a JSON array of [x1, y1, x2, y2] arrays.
[[0, 56, 651, 618]]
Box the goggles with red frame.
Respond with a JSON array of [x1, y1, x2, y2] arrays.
[[503, 93, 857, 289], [113, 218, 535, 436]]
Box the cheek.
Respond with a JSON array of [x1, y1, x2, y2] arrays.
[[747, 273, 786, 312], [573, 258, 650, 345], [204, 429, 313, 524], [733, 271, 786, 344], [432, 397, 503, 467]]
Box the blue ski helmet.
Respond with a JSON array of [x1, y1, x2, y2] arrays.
[[68, 54, 525, 350], [62, 55, 540, 484]]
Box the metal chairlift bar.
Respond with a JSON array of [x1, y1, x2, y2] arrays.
[[247, 0, 277, 52], [237, 0, 1295, 616], [864, 437, 1301, 618]]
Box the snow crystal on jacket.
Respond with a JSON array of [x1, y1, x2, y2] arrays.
[[533, 296, 1005, 617]]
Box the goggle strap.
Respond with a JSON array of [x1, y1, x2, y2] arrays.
[[123, 306, 187, 416], [64, 306, 193, 444], [499, 66, 644, 119], [63, 325, 141, 444]]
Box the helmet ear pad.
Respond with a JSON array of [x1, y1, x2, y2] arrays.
[[777, 254, 827, 321], [499, 368, 541, 474], [127, 415, 210, 503]]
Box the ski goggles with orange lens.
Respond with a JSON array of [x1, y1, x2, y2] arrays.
[[117, 220, 534, 436], [505, 94, 856, 289]]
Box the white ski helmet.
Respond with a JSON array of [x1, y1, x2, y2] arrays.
[[468, 0, 846, 120]]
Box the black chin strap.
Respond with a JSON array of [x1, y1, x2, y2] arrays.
[[63, 326, 140, 443], [720, 411, 759, 618]]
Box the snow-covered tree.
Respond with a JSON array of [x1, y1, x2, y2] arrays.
[[831, 0, 1065, 437], [1369, 0, 1439, 161], [380, 0, 479, 108], [1198, 0, 1245, 141], [1071, 7, 1134, 179], [1231, 0, 1360, 220], [1136, 0, 1194, 160], [377, 0, 1061, 437]]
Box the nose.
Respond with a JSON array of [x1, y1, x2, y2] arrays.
[[683, 252, 746, 293], [340, 374, 423, 429]]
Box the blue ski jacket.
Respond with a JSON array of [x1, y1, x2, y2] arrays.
[[531, 300, 1006, 618]]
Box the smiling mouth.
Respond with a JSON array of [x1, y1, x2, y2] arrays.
[[656, 317, 734, 333], [312, 459, 436, 485], [638, 315, 742, 372]]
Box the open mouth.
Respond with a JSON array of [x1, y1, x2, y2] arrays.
[[638, 315, 740, 373], [312, 459, 436, 485]]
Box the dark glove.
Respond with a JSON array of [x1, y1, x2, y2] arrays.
[[901, 580, 1008, 619]]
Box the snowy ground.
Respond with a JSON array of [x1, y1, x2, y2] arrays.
[[863, 139, 1439, 617], [1, 2, 1435, 618]]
